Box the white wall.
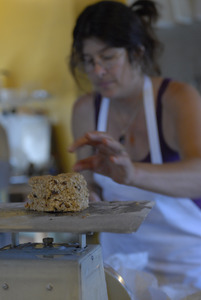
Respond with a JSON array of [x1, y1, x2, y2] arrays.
[[157, 22, 201, 92]]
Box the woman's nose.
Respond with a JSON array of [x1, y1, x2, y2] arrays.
[[93, 62, 107, 77]]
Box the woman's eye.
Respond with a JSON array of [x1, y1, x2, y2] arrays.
[[102, 55, 115, 61], [82, 57, 93, 64]]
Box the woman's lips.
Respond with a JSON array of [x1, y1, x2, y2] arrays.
[[97, 81, 114, 89]]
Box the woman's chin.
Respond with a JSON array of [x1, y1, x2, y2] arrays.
[[96, 87, 118, 98]]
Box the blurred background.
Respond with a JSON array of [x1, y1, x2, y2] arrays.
[[0, 0, 200, 203]]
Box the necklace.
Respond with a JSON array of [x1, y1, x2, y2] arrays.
[[118, 102, 142, 145]]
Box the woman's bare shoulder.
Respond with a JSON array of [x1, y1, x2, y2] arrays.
[[151, 76, 201, 109], [72, 92, 96, 138], [162, 79, 201, 111], [152, 77, 201, 152], [73, 93, 95, 114]]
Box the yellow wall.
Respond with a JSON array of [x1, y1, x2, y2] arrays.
[[0, 0, 124, 172]]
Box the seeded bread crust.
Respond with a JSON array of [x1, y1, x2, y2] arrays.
[[25, 172, 89, 212]]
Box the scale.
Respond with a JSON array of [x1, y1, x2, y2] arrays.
[[0, 200, 154, 300]]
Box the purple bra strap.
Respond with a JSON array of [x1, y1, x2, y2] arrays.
[[156, 78, 171, 141], [94, 93, 102, 130]]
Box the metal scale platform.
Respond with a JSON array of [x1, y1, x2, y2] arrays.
[[0, 200, 154, 300]]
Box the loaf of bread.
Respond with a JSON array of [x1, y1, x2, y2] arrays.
[[25, 172, 89, 212]]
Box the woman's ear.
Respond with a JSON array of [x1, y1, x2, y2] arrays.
[[129, 45, 145, 66], [134, 45, 145, 60]]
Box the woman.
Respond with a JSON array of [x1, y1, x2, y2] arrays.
[[68, 0, 201, 297]]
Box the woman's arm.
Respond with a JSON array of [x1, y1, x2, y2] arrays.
[[71, 94, 103, 201], [69, 82, 201, 199], [69, 131, 201, 198]]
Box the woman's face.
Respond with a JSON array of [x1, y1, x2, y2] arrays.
[[81, 38, 139, 99]]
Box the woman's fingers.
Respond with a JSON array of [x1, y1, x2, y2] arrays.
[[104, 138, 126, 154], [72, 153, 106, 172], [68, 131, 104, 152], [69, 131, 132, 183], [69, 131, 125, 155], [68, 136, 89, 152], [72, 156, 95, 172], [70, 136, 134, 185], [87, 131, 126, 154]]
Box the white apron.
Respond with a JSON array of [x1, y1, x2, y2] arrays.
[[94, 76, 201, 289]]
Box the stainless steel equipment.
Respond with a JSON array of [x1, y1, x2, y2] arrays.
[[0, 240, 107, 300], [0, 200, 154, 300], [104, 264, 133, 300]]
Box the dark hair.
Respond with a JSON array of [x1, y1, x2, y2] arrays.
[[70, 0, 163, 81]]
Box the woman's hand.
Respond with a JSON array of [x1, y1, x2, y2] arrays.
[[69, 131, 135, 185]]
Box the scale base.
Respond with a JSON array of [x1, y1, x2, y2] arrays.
[[0, 243, 108, 300]]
